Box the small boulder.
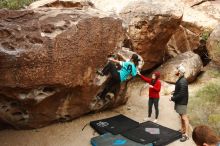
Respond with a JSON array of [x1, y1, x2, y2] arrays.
[[158, 51, 203, 83]]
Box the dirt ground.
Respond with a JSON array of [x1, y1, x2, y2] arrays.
[[0, 81, 195, 146]]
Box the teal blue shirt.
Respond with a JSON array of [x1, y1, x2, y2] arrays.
[[119, 61, 137, 82]]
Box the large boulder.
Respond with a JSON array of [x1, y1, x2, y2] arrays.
[[207, 25, 220, 66], [166, 0, 220, 65], [166, 25, 200, 58], [157, 51, 203, 83], [120, 1, 183, 70], [0, 7, 127, 129]]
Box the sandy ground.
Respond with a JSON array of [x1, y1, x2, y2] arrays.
[[0, 81, 195, 146]]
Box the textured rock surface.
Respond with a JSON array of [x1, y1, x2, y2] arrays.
[[157, 51, 203, 83], [183, 0, 220, 21], [91, 0, 154, 14], [120, 1, 183, 70], [181, 0, 220, 32], [166, 0, 220, 64], [207, 25, 220, 66], [28, 0, 94, 9], [167, 25, 200, 58], [0, 8, 127, 129]]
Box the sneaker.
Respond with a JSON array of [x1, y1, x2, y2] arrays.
[[153, 119, 158, 123], [144, 117, 151, 121], [180, 134, 189, 142]]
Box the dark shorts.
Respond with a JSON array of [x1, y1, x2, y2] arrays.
[[174, 104, 187, 115]]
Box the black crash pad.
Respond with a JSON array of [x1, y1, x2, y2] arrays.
[[122, 125, 159, 145], [123, 121, 182, 146], [90, 114, 139, 135]]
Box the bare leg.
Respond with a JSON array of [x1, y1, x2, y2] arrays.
[[179, 114, 186, 133], [182, 114, 189, 136]]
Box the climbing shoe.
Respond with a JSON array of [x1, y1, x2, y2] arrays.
[[106, 92, 114, 100], [96, 70, 104, 76]]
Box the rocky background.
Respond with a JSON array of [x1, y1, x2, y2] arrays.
[[0, 0, 219, 130]]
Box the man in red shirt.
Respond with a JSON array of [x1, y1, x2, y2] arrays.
[[138, 71, 161, 123]]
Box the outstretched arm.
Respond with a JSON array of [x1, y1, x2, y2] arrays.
[[117, 52, 127, 61], [108, 58, 121, 64], [139, 74, 151, 84]]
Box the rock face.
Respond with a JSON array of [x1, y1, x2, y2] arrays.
[[120, 1, 183, 70], [181, 1, 220, 32], [29, 0, 94, 9], [183, 0, 220, 22], [165, 0, 220, 65], [207, 25, 220, 66], [0, 8, 127, 129], [157, 51, 203, 83], [90, 0, 137, 14], [166, 25, 200, 58]]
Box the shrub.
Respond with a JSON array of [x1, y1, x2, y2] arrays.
[[207, 69, 220, 78], [189, 82, 220, 135], [200, 30, 212, 41], [0, 0, 36, 9]]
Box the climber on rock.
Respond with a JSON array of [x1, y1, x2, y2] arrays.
[[96, 53, 140, 101]]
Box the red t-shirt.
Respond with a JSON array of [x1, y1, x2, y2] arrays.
[[140, 75, 161, 98]]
